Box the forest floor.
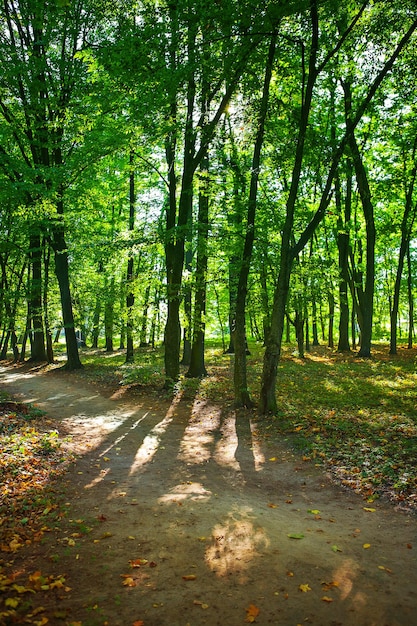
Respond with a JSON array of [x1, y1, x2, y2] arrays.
[[0, 348, 416, 626]]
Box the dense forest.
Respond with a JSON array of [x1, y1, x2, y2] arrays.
[[1, 0, 417, 412]]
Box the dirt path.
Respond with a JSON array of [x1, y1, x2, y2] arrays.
[[1, 364, 416, 626]]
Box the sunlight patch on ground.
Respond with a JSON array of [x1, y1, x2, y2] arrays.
[[332, 558, 360, 601], [158, 481, 212, 504], [98, 412, 150, 458], [205, 508, 270, 580], [213, 414, 240, 470], [178, 402, 222, 464], [128, 413, 174, 475], [129, 393, 183, 476]]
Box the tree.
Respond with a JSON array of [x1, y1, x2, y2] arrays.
[[0, 0, 108, 368]]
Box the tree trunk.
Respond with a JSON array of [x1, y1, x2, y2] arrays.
[[126, 151, 136, 363], [28, 232, 47, 361], [349, 137, 375, 358], [407, 243, 414, 349], [139, 285, 151, 346], [181, 235, 193, 366], [91, 296, 101, 348], [187, 155, 209, 378], [233, 33, 277, 408], [259, 4, 319, 414], [336, 162, 352, 351], [327, 291, 334, 348], [390, 157, 416, 354], [104, 275, 115, 353], [52, 221, 82, 370], [43, 242, 54, 363]]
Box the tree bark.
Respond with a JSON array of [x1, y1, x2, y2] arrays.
[[28, 232, 47, 362], [52, 220, 82, 370], [233, 33, 277, 408], [187, 159, 209, 378], [126, 151, 136, 363], [389, 154, 417, 354]]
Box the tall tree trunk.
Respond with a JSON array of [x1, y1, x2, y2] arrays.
[[259, 5, 319, 414], [336, 161, 352, 351], [343, 83, 375, 358], [91, 296, 101, 349], [43, 241, 54, 363], [187, 156, 210, 378], [28, 232, 47, 361], [139, 285, 151, 347], [327, 290, 334, 348], [407, 243, 414, 349], [52, 218, 82, 370], [104, 274, 115, 352], [126, 151, 136, 363], [389, 154, 417, 354], [181, 226, 193, 366], [233, 33, 277, 408]]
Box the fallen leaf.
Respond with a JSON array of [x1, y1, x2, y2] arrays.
[[363, 507, 376, 513], [130, 559, 148, 568], [245, 604, 260, 623], [287, 533, 304, 539], [182, 574, 196, 581], [363, 543, 371, 549], [269, 457, 277, 462], [268, 503, 278, 508], [299, 584, 312, 592], [193, 600, 209, 609], [331, 545, 342, 552], [322, 581, 339, 590], [122, 576, 137, 587], [321, 596, 333, 602], [132, 621, 144, 626], [308, 509, 320, 515]]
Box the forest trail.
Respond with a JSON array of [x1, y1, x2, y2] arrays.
[[0, 364, 416, 626]]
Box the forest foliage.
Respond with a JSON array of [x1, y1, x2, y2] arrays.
[[1, 0, 417, 411]]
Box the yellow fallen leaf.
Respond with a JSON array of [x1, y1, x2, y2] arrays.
[[363, 507, 376, 513], [308, 509, 320, 515], [5, 598, 20, 608], [182, 574, 196, 581], [245, 604, 260, 622], [321, 596, 333, 602], [299, 584, 312, 592], [378, 565, 393, 574], [269, 457, 277, 462], [122, 576, 136, 587], [363, 543, 371, 549]]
